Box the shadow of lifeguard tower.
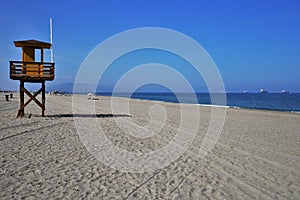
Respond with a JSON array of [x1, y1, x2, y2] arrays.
[[9, 39, 55, 117]]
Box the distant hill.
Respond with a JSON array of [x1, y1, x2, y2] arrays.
[[47, 82, 74, 93], [47, 82, 113, 93], [46, 82, 185, 94]]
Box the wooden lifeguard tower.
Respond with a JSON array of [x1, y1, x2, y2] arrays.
[[9, 39, 55, 117]]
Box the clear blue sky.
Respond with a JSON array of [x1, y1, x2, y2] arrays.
[[1, 0, 299, 92]]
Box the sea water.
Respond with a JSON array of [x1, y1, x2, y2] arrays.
[[99, 93, 300, 112]]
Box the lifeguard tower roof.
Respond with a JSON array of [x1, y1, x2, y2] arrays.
[[14, 39, 52, 49]]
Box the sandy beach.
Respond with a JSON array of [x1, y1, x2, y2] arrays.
[[0, 93, 299, 199]]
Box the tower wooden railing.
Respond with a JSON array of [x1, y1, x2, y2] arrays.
[[10, 61, 55, 81]]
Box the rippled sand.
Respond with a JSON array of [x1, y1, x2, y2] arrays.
[[0, 93, 299, 199]]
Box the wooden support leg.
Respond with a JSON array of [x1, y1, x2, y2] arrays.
[[16, 81, 46, 118], [17, 81, 25, 118], [20, 88, 42, 111], [42, 81, 45, 117]]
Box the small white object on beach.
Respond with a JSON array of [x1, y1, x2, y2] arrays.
[[87, 93, 93, 99], [87, 93, 99, 100]]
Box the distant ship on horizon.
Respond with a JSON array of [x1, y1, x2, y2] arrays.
[[260, 89, 268, 93], [281, 90, 290, 94]]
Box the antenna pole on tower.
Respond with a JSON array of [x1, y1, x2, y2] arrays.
[[50, 17, 54, 63]]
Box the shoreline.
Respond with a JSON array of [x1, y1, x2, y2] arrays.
[[3, 91, 300, 114], [97, 93, 300, 114]]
